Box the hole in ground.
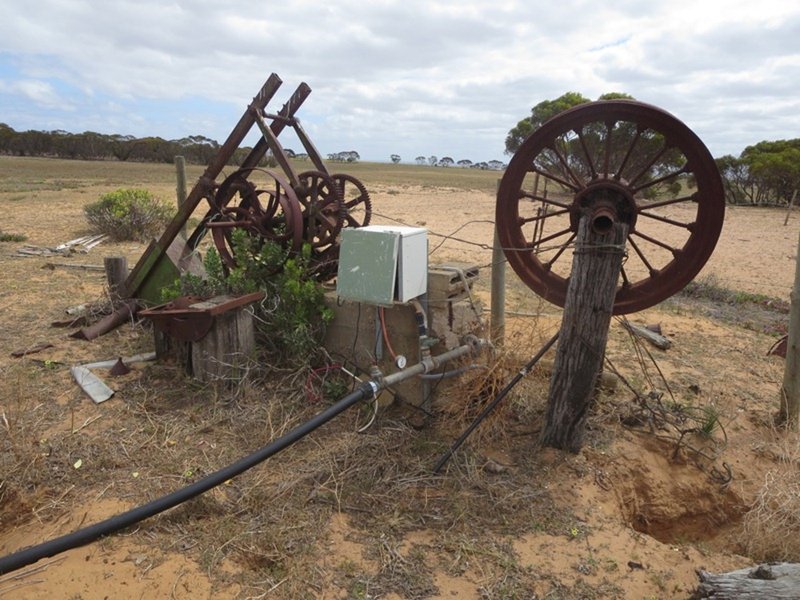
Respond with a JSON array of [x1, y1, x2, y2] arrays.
[[624, 473, 748, 546]]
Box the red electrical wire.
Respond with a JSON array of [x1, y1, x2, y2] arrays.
[[304, 364, 343, 403], [378, 306, 398, 360]]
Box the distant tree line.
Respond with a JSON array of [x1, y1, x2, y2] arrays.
[[0, 123, 362, 168], [407, 155, 507, 170], [0, 123, 235, 164]]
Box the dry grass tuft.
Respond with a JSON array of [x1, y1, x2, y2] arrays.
[[742, 432, 800, 562], [0, 362, 74, 526], [436, 319, 553, 446]]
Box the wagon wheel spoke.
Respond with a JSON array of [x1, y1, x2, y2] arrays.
[[528, 226, 574, 249], [614, 125, 645, 180], [542, 232, 577, 271], [575, 128, 598, 179], [530, 165, 581, 193], [519, 192, 572, 210], [627, 236, 659, 278], [519, 208, 571, 225]]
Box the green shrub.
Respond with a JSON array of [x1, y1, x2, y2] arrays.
[[84, 188, 173, 241], [261, 243, 334, 364], [162, 230, 333, 367], [0, 231, 26, 242]]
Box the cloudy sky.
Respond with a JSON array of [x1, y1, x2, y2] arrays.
[[1, 0, 798, 163]]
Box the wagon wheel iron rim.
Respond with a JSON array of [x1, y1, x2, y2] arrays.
[[331, 173, 372, 228], [210, 168, 304, 270], [295, 170, 345, 249], [495, 99, 725, 315]]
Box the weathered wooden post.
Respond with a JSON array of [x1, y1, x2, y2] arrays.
[[783, 190, 798, 227], [491, 225, 506, 345], [104, 256, 128, 303], [174, 155, 188, 238], [491, 179, 507, 345], [779, 227, 800, 428], [540, 203, 628, 451]]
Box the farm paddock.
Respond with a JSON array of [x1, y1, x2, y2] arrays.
[[0, 156, 797, 599]]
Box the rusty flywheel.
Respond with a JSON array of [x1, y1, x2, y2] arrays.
[[206, 165, 372, 278], [206, 168, 304, 269], [496, 100, 725, 315]]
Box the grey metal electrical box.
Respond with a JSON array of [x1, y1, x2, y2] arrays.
[[337, 225, 428, 305]]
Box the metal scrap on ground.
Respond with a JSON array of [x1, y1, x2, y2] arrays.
[[15, 234, 107, 257], [71, 352, 157, 404]]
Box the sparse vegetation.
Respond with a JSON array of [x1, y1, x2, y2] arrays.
[[743, 434, 800, 562], [84, 187, 173, 241], [0, 231, 26, 242], [162, 230, 333, 367], [680, 274, 789, 311], [675, 274, 789, 335]]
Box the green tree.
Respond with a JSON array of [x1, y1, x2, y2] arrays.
[[505, 92, 589, 154], [741, 140, 800, 205], [504, 92, 634, 155], [715, 155, 758, 205]]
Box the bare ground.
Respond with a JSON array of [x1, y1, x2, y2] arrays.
[[0, 157, 798, 599]]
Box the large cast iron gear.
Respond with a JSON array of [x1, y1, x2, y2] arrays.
[[207, 168, 304, 269], [331, 173, 372, 228], [295, 170, 345, 248], [496, 100, 725, 315]]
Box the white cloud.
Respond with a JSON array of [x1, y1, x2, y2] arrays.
[[0, 78, 72, 110], [0, 0, 799, 160]]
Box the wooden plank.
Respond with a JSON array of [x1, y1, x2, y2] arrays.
[[104, 256, 128, 302], [622, 321, 672, 350], [191, 309, 256, 383]]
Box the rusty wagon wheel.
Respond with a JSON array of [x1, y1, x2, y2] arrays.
[[208, 168, 303, 269], [496, 100, 725, 315], [295, 170, 345, 248], [331, 173, 372, 228]]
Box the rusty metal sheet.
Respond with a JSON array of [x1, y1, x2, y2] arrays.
[[139, 292, 265, 343]]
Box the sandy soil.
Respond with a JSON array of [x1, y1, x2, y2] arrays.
[[0, 174, 798, 599]]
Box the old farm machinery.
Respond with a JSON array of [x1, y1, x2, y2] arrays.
[[124, 73, 372, 302]]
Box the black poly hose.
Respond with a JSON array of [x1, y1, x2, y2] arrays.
[[0, 381, 376, 576]]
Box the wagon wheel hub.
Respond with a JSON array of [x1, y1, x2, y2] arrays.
[[570, 178, 639, 234]]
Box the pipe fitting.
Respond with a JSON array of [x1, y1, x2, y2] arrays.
[[369, 364, 384, 386], [590, 205, 618, 235], [461, 334, 486, 357]]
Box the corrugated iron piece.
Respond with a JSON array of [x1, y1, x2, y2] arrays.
[[71, 366, 115, 403]]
